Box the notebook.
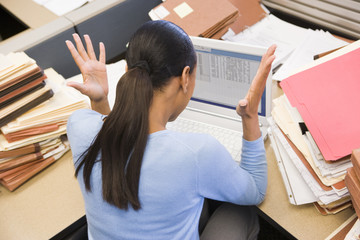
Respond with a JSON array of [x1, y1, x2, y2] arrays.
[[167, 37, 272, 161]]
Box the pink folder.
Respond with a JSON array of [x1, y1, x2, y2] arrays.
[[280, 47, 360, 161]]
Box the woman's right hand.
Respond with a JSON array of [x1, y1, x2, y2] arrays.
[[66, 34, 111, 115]]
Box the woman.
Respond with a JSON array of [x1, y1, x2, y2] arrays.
[[66, 20, 276, 239]]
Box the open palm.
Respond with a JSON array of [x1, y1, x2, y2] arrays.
[[66, 34, 108, 102]]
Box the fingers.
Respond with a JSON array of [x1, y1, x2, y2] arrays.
[[260, 44, 277, 72], [65, 40, 85, 68], [99, 42, 106, 64], [84, 34, 96, 60], [72, 34, 90, 61]]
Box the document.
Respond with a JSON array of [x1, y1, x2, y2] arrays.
[[273, 29, 348, 81], [33, 0, 89, 16], [223, 14, 309, 68], [280, 41, 360, 161], [268, 117, 317, 205]]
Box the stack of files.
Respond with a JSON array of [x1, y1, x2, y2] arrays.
[[0, 67, 89, 191], [148, 0, 239, 39], [326, 149, 360, 239], [0, 136, 70, 191], [268, 116, 351, 212], [0, 52, 54, 128], [268, 40, 360, 214], [222, 14, 309, 68], [223, 13, 350, 73]]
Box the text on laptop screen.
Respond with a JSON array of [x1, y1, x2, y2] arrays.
[[191, 41, 266, 117]]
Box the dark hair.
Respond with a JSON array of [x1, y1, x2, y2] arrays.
[[75, 20, 197, 210]]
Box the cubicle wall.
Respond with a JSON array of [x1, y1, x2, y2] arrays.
[[68, 0, 162, 63], [0, 0, 161, 79], [24, 28, 78, 79]]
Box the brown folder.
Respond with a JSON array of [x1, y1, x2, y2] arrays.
[[313, 201, 352, 215], [151, 0, 239, 37], [325, 214, 358, 240], [0, 142, 41, 159], [0, 70, 45, 97], [351, 148, 360, 178], [0, 156, 56, 191], [3, 123, 60, 143], [0, 66, 41, 91], [228, 0, 267, 34], [0, 88, 54, 128], [0, 159, 42, 179], [0, 80, 46, 109], [345, 167, 360, 218], [0, 158, 45, 182], [0, 152, 43, 171]]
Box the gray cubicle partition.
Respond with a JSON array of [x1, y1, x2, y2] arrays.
[[67, 0, 162, 63], [0, 17, 78, 79], [0, 0, 161, 79], [25, 28, 79, 79]]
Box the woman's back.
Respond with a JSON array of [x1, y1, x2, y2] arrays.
[[68, 109, 266, 239]]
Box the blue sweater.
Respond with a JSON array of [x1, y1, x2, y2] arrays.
[[67, 109, 267, 240]]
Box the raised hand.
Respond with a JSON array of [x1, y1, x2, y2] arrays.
[[236, 44, 276, 141], [66, 34, 110, 115]]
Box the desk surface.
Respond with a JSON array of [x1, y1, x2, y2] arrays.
[[0, 139, 354, 240], [0, 151, 85, 240]]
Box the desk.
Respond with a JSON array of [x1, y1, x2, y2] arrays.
[[0, 151, 85, 240], [0, 138, 354, 240], [259, 140, 355, 240]]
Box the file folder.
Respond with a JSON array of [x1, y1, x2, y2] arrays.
[[280, 45, 360, 161]]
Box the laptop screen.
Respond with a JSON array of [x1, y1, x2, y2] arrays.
[[190, 37, 270, 117]]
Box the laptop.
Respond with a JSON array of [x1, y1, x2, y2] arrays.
[[102, 37, 272, 162], [167, 37, 272, 162]]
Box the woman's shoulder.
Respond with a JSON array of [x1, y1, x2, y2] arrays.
[[67, 109, 104, 139]]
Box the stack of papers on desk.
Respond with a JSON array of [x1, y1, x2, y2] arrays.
[[223, 14, 308, 68], [0, 52, 54, 128], [0, 54, 89, 191], [268, 40, 360, 214], [223, 14, 349, 73], [272, 29, 348, 81]]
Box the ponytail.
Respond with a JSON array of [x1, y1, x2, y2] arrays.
[[76, 66, 153, 210]]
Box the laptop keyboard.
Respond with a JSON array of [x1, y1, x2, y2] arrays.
[[167, 117, 243, 162]]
